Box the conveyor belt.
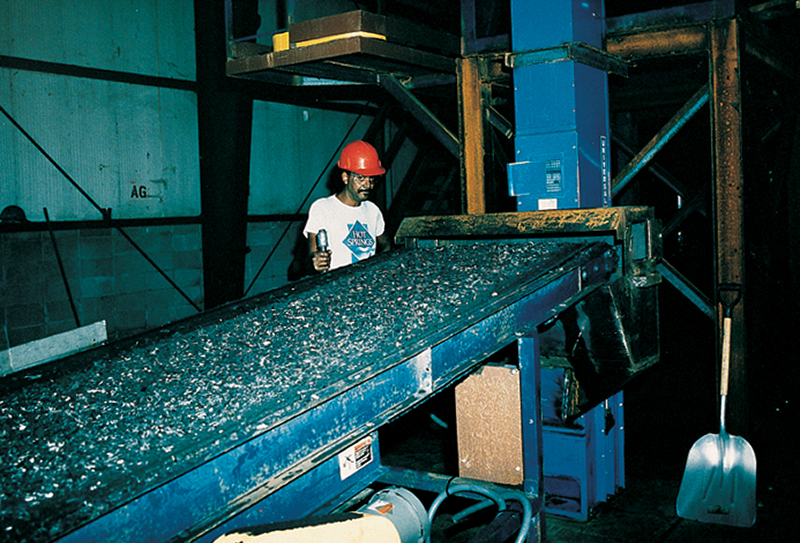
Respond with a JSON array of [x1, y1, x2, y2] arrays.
[[1, 239, 612, 543]]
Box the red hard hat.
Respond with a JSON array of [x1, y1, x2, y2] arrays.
[[337, 140, 386, 176]]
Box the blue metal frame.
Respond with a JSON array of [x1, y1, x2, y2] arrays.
[[508, 0, 611, 212], [34, 243, 611, 543], [519, 334, 546, 540], [507, 0, 629, 520]]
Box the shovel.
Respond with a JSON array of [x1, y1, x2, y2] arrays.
[[676, 284, 756, 527]]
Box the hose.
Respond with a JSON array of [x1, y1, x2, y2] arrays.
[[426, 483, 506, 543], [426, 482, 533, 543], [500, 489, 533, 543], [451, 498, 498, 523]]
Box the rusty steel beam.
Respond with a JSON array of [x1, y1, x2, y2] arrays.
[[606, 25, 708, 59], [710, 17, 748, 436], [457, 56, 490, 214], [395, 207, 656, 241]]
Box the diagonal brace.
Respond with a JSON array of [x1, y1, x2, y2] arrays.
[[657, 259, 714, 320], [612, 84, 709, 198], [378, 74, 459, 158]]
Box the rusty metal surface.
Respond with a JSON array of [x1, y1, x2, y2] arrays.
[[710, 18, 748, 436], [395, 207, 654, 243], [606, 25, 707, 59], [1, 240, 606, 542], [606, 1, 735, 35], [457, 56, 489, 215]]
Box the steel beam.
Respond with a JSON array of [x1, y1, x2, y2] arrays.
[[657, 259, 714, 320], [457, 56, 490, 214], [709, 17, 748, 435], [507, 42, 628, 77], [606, 0, 735, 35], [613, 136, 708, 219], [378, 74, 459, 158], [612, 85, 709, 198], [606, 25, 707, 59]]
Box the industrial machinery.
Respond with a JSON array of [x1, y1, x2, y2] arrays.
[[1, 206, 660, 543]]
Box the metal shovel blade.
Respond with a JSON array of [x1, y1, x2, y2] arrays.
[[676, 430, 757, 527]]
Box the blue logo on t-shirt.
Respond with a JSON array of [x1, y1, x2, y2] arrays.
[[344, 221, 375, 262]]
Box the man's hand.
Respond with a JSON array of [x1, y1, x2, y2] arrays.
[[312, 249, 331, 272]]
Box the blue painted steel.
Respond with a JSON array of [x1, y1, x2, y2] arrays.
[[596, 392, 625, 502], [536, 390, 622, 521], [508, 0, 610, 211], [511, 0, 604, 51], [542, 425, 592, 519], [538, 383, 625, 520], [54, 358, 426, 543], [518, 334, 545, 540], [196, 435, 385, 542], [508, 44, 628, 78], [46, 243, 611, 543], [508, 0, 623, 521], [430, 268, 584, 387]]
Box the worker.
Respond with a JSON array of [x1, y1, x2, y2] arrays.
[[303, 140, 390, 272]]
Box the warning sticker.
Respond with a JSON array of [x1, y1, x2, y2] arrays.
[[338, 435, 374, 480]]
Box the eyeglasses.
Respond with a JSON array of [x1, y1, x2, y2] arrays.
[[350, 173, 376, 185]]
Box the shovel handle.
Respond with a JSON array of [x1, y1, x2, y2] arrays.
[[720, 316, 732, 397], [717, 283, 740, 398]]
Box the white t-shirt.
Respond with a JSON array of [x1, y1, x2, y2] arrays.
[[303, 194, 386, 270]]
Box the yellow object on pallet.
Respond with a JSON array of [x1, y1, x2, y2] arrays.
[[272, 31, 290, 51], [294, 31, 386, 48]]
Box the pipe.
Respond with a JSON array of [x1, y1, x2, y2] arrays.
[[501, 490, 533, 543], [212, 487, 427, 543]]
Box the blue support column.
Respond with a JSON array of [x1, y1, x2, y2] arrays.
[[508, 0, 624, 520], [508, 0, 611, 211], [519, 333, 545, 541]]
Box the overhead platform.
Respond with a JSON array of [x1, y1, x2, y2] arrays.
[[226, 10, 459, 85], [1, 207, 660, 543]]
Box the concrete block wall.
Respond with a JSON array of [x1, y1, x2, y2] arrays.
[[1, 224, 203, 351]]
